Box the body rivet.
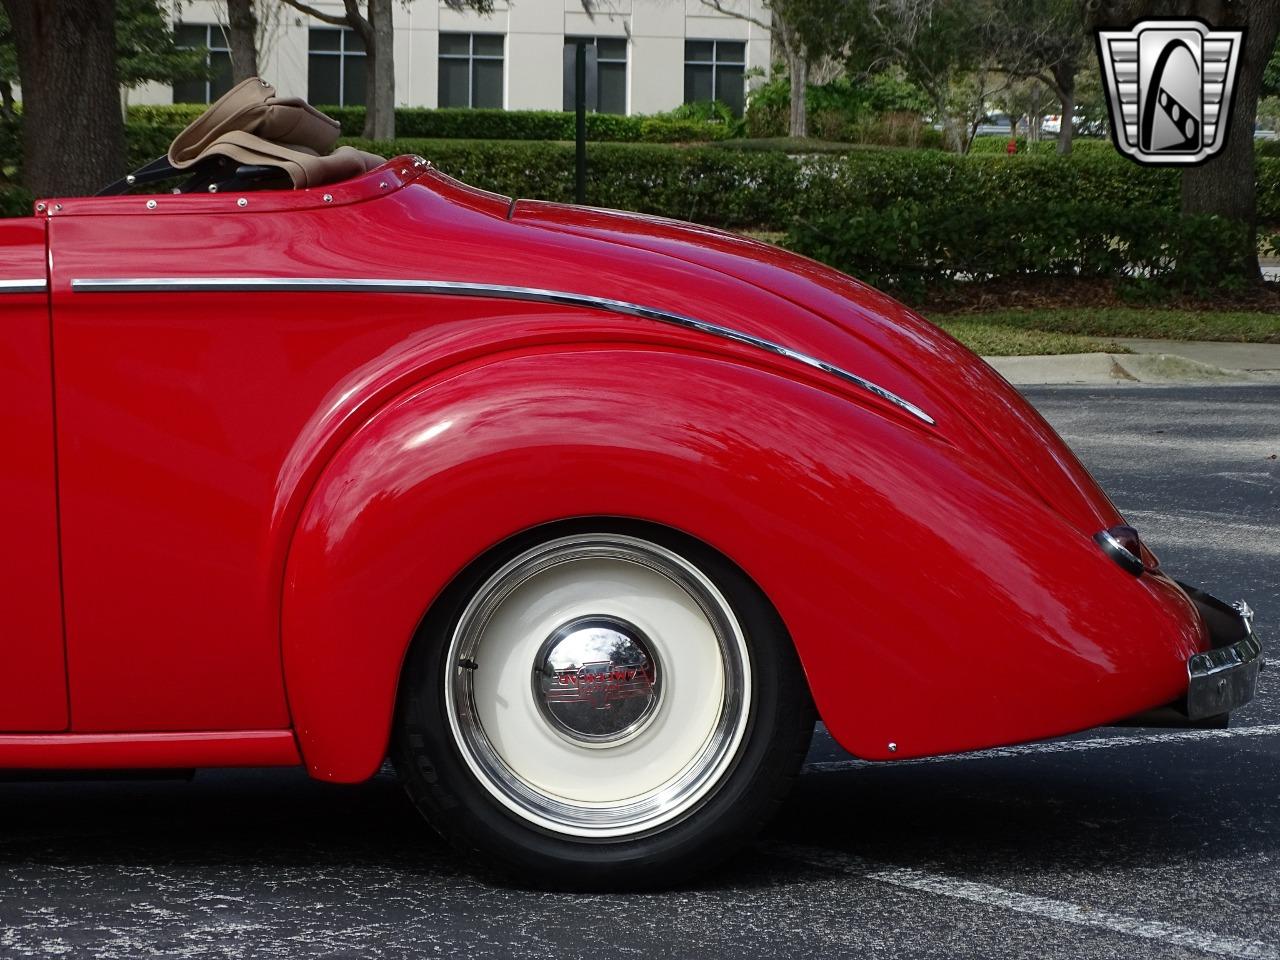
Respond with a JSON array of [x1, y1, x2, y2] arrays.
[[146, 199, 157, 209], [237, 197, 248, 207], [53, 203, 62, 212], [208, 184, 218, 193], [125, 174, 136, 185], [322, 193, 333, 203], [379, 181, 388, 189], [35, 202, 46, 213], [888, 742, 898, 753]]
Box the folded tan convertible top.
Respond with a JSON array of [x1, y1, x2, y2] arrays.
[[167, 77, 385, 189]]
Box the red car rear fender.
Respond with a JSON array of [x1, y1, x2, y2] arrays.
[[283, 347, 1205, 783]]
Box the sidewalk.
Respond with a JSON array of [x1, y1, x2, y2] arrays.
[[984, 339, 1280, 385]]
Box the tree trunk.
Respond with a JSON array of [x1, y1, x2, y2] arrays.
[[367, 0, 395, 140], [942, 115, 966, 153], [227, 0, 260, 81], [1180, 0, 1280, 280], [1051, 61, 1075, 156], [2, 0, 124, 198], [361, 45, 377, 138], [786, 44, 807, 139]]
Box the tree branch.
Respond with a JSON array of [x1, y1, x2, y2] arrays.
[[698, 0, 770, 35], [276, 0, 351, 28]]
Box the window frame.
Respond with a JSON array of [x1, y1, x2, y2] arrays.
[[173, 23, 232, 105], [683, 39, 747, 116], [307, 26, 368, 108], [564, 35, 629, 115], [438, 32, 506, 110]]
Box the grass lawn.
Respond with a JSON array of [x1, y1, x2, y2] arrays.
[[926, 308, 1280, 356], [931, 320, 1125, 357]]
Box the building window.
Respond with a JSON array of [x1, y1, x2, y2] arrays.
[[308, 28, 367, 107], [684, 40, 746, 117], [563, 37, 627, 115], [439, 33, 504, 109], [173, 24, 233, 104]]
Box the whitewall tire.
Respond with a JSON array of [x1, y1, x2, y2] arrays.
[[393, 522, 814, 889]]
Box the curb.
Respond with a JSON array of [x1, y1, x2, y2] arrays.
[[982, 352, 1279, 386]]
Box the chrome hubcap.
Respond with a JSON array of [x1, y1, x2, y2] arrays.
[[533, 615, 662, 746]]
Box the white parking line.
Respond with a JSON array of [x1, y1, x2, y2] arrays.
[[803, 723, 1280, 773], [780, 847, 1279, 960], [872, 868, 1279, 959]]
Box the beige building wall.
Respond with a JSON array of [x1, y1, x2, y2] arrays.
[[133, 0, 772, 114]]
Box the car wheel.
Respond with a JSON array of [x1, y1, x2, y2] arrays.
[[392, 524, 814, 889]]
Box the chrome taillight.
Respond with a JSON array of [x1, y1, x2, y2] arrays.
[[1093, 524, 1145, 576]]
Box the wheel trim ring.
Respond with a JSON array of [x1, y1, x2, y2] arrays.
[[444, 533, 753, 839]]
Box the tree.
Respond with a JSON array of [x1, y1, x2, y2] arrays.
[[117, 0, 209, 113], [0, 9, 15, 123], [700, 0, 837, 138], [277, 0, 493, 141], [211, 0, 288, 82], [983, 0, 1091, 155], [2, 0, 124, 197], [226, 0, 259, 81], [1091, 0, 1280, 280], [276, 0, 395, 139], [995, 76, 1056, 142], [947, 67, 1012, 152], [846, 0, 991, 152]]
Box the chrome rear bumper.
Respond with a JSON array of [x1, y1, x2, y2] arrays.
[[1179, 583, 1262, 722]]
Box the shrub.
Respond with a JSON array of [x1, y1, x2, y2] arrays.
[[0, 184, 32, 217], [357, 138, 1275, 233], [786, 200, 1254, 300], [357, 139, 797, 228], [968, 136, 1123, 156], [745, 70, 937, 148], [0, 119, 20, 179]]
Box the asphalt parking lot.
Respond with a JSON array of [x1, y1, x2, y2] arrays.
[[0, 384, 1276, 960]]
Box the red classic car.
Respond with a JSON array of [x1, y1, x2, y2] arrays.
[[0, 80, 1261, 887]]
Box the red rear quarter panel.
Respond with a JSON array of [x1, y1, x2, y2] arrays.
[[36, 161, 1205, 774]]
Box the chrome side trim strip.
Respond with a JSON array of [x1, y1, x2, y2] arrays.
[[0, 278, 47, 293], [70, 276, 935, 425]]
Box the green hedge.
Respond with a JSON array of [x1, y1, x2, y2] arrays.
[[971, 134, 1280, 157], [787, 201, 1254, 299], [359, 139, 795, 229], [128, 104, 733, 144], [370, 138, 1215, 227], [367, 139, 1274, 296], [968, 136, 1120, 155], [365, 139, 1277, 233]]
